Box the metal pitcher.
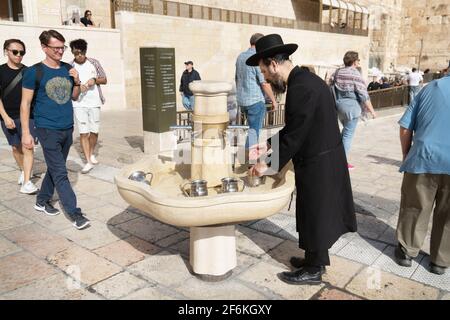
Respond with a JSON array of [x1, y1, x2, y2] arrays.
[[128, 171, 153, 186], [221, 177, 245, 193], [181, 179, 208, 197]]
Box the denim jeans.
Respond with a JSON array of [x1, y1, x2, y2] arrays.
[[240, 101, 266, 149], [182, 95, 195, 111], [340, 117, 359, 156], [36, 127, 81, 217], [409, 86, 420, 104]]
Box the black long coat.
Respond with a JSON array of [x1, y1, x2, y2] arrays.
[[269, 66, 356, 251]]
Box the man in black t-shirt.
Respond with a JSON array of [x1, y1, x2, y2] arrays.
[[0, 39, 38, 194], [80, 10, 95, 27]]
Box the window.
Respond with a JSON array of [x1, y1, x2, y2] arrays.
[[0, 0, 24, 22]]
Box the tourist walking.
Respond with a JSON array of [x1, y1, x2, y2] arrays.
[[0, 39, 39, 194], [330, 51, 377, 169], [70, 39, 107, 174], [21, 30, 90, 230]]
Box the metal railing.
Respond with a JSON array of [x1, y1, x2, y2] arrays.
[[172, 85, 410, 142], [113, 0, 368, 37]]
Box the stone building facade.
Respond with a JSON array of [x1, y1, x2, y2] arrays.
[[1, 0, 448, 109]]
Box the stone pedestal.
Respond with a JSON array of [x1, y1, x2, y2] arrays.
[[190, 225, 236, 278], [189, 81, 233, 187]]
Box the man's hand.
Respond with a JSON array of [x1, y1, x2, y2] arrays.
[[80, 85, 88, 93], [371, 111, 377, 119], [4, 116, 15, 129], [22, 133, 34, 150], [272, 101, 278, 110], [69, 68, 80, 84], [248, 162, 268, 177], [249, 143, 268, 161], [86, 78, 96, 87]]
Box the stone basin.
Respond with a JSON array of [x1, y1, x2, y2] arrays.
[[115, 157, 295, 228]]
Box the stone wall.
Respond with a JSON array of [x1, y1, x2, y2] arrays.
[[116, 10, 370, 110], [397, 0, 450, 71], [355, 0, 403, 73], [0, 20, 126, 110]]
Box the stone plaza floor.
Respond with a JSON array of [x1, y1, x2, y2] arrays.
[[0, 107, 449, 300]]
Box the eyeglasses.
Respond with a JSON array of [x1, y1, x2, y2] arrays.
[[46, 45, 68, 53], [7, 49, 26, 57]]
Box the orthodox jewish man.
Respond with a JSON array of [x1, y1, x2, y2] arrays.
[[247, 34, 357, 285]]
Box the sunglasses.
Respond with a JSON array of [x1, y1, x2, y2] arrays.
[[7, 49, 26, 57]]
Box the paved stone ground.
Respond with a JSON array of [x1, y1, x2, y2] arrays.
[[0, 107, 448, 300]]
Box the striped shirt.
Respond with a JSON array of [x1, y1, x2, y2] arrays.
[[330, 66, 370, 103], [70, 57, 107, 105]]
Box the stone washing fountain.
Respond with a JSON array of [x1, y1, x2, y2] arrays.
[[115, 80, 295, 280]]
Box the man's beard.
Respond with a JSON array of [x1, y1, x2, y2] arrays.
[[268, 73, 286, 95]]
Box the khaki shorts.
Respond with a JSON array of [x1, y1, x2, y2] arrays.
[[74, 107, 101, 134]]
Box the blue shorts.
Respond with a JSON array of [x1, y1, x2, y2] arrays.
[[0, 118, 38, 147]]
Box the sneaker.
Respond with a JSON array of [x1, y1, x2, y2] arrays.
[[20, 181, 39, 194], [72, 214, 90, 230], [18, 171, 24, 185], [34, 201, 60, 216], [81, 162, 94, 174], [347, 164, 355, 170], [90, 155, 99, 165]]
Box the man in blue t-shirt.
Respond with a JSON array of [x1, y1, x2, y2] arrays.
[[21, 29, 90, 230], [394, 65, 450, 275]]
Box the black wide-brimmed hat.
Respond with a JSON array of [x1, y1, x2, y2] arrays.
[[246, 34, 298, 66]]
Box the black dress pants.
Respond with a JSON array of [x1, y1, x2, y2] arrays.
[[305, 250, 330, 266]]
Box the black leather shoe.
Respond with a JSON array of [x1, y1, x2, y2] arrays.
[[289, 256, 326, 275], [394, 244, 412, 267], [277, 268, 322, 285], [429, 262, 447, 275]]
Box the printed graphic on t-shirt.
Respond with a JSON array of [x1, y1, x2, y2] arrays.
[[45, 77, 72, 105]]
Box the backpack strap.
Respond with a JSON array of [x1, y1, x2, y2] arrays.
[[31, 62, 43, 108], [1, 66, 25, 100]]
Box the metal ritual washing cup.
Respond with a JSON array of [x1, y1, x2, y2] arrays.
[[128, 171, 153, 186], [247, 174, 265, 188], [221, 177, 244, 193], [182, 179, 208, 197]]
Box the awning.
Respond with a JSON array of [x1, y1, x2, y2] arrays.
[[338, 0, 348, 9], [322, 1, 369, 14], [322, 0, 341, 7], [354, 4, 363, 13], [346, 3, 356, 11]]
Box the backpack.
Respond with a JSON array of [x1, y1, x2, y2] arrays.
[[31, 62, 72, 107]]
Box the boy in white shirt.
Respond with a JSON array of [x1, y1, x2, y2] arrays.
[[406, 67, 423, 103], [69, 39, 107, 173]]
